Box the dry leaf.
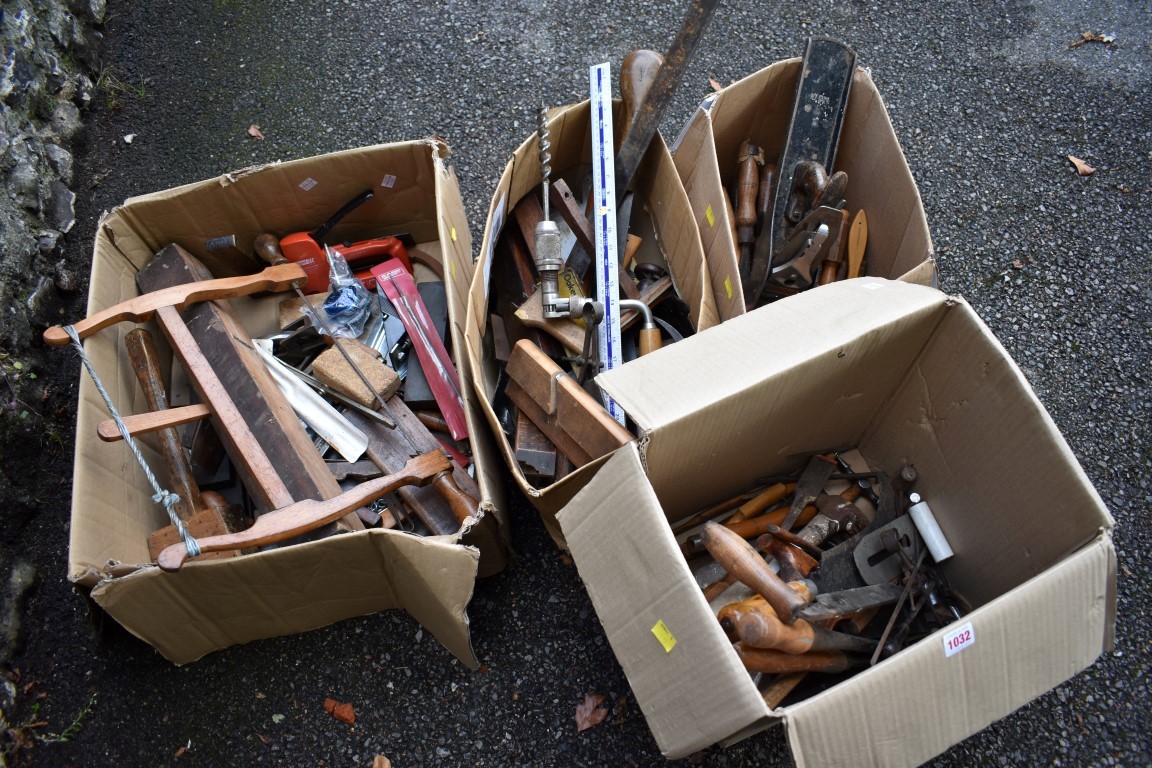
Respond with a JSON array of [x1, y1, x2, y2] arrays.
[[1070, 31, 1115, 48], [323, 697, 356, 725], [1012, 260, 1024, 269], [256, 733, 271, 746], [248, 124, 265, 140], [372, 757, 393, 768], [174, 746, 187, 758], [1068, 155, 1095, 175], [709, 77, 723, 92], [575, 693, 609, 732]]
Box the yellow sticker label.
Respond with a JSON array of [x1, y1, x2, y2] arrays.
[[724, 275, 733, 300], [705, 204, 716, 228], [651, 620, 677, 653], [451, 226, 458, 242]]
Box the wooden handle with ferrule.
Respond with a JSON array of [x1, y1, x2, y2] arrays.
[[702, 521, 810, 622], [157, 450, 449, 571], [253, 233, 287, 266], [727, 481, 795, 524], [43, 263, 307, 346], [735, 140, 762, 243], [637, 327, 662, 357], [124, 328, 203, 518]]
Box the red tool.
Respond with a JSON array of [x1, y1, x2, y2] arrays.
[[278, 190, 413, 294], [371, 259, 468, 442]]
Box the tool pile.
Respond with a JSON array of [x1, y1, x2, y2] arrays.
[[45, 211, 480, 569], [734, 37, 868, 309], [675, 450, 968, 707], [485, 1, 722, 487]]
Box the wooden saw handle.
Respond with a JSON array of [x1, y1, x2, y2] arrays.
[[43, 262, 307, 346], [156, 450, 450, 571]]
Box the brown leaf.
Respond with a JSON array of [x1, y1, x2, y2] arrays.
[[1068, 155, 1095, 175], [174, 746, 187, 758], [324, 697, 356, 724], [1012, 259, 1024, 270], [372, 757, 393, 768], [1070, 31, 1114, 48], [575, 693, 609, 732], [332, 701, 356, 725], [709, 77, 723, 92], [256, 733, 271, 746], [248, 124, 265, 140]]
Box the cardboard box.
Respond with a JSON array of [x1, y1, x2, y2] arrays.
[[68, 140, 508, 666], [555, 279, 1116, 765], [671, 57, 936, 320], [464, 100, 716, 530]]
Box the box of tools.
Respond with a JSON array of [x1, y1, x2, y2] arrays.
[[60, 140, 507, 665], [463, 96, 717, 539], [670, 39, 936, 320], [553, 279, 1116, 765]]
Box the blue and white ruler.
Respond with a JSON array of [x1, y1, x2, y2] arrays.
[[589, 62, 625, 426]]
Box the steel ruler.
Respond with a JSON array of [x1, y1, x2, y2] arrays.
[[588, 61, 626, 425]]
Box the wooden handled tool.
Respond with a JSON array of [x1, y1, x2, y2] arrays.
[[504, 339, 633, 468], [718, 595, 876, 654], [734, 645, 862, 675], [157, 450, 449, 570], [735, 140, 763, 284], [619, 49, 664, 142], [43, 263, 307, 346], [124, 328, 242, 562], [846, 209, 867, 279], [125, 328, 202, 521], [614, 0, 721, 198], [701, 521, 810, 623], [343, 397, 480, 534]]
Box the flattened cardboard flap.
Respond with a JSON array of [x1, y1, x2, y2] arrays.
[[93, 528, 480, 667], [556, 445, 770, 758]]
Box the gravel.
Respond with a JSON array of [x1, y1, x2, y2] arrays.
[[9, 0, 1150, 766]]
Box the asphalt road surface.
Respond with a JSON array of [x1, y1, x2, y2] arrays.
[[13, 0, 1150, 766]]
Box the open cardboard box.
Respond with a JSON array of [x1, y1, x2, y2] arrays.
[[464, 100, 716, 533], [66, 140, 508, 666], [555, 279, 1116, 765], [671, 55, 936, 320]]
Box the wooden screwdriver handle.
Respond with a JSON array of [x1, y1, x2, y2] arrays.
[[157, 450, 450, 571], [43, 262, 306, 346], [253, 232, 287, 266], [124, 328, 203, 520], [701, 521, 809, 623], [735, 140, 762, 243]]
